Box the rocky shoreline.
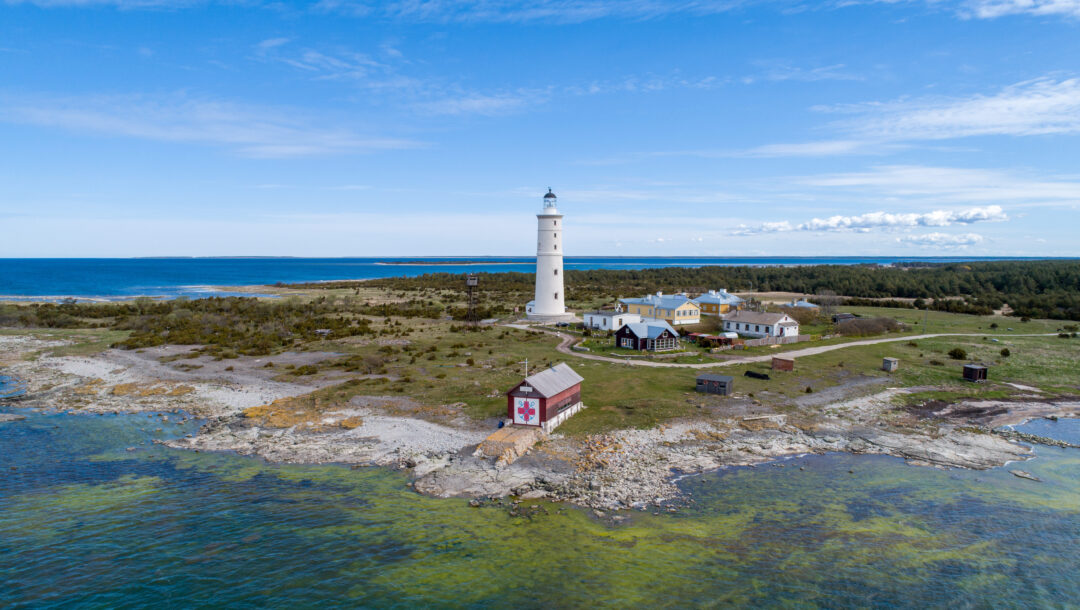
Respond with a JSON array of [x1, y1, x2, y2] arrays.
[[3, 335, 1079, 511]]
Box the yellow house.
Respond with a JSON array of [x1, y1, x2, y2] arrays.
[[619, 292, 701, 326], [692, 289, 746, 316]]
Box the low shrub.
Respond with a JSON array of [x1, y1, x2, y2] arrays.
[[837, 317, 903, 336], [1000, 348, 1011, 357], [948, 347, 967, 360]]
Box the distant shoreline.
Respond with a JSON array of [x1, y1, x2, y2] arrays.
[[376, 261, 532, 266]]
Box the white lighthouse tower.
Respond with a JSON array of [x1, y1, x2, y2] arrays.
[[526, 189, 574, 322]]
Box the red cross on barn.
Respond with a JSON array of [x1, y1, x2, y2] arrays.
[[517, 400, 536, 422]]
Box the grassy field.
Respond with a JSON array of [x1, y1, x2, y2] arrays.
[[4, 292, 1076, 437]]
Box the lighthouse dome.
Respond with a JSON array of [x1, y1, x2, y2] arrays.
[[543, 189, 557, 199]]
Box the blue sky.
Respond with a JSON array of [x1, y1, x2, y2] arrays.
[[2, 0, 1080, 257]]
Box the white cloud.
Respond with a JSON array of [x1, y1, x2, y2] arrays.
[[962, 0, 1080, 18], [798, 165, 1080, 206], [0, 92, 421, 157], [732, 205, 1006, 235], [896, 232, 985, 247], [824, 77, 1080, 140]]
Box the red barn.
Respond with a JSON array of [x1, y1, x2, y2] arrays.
[[506, 363, 585, 433]]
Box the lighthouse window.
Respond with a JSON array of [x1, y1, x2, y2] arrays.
[[553, 269, 558, 276], [554, 292, 559, 300], [554, 233, 557, 238]]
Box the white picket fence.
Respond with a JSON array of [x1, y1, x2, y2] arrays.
[[741, 334, 810, 348]]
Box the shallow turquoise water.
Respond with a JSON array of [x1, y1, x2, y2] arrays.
[[2, 382, 1079, 607]]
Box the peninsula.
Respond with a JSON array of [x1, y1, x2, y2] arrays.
[[2, 260, 1079, 510]]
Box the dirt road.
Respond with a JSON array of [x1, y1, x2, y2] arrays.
[[504, 324, 1053, 369]]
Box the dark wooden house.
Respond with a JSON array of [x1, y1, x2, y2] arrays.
[[615, 320, 680, 351], [506, 363, 585, 433], [696, 374, 734, 396], [963, 364, 988, 382]]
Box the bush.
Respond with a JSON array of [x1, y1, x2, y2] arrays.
[[1059, 333, 1071, 339], [948, 348, 967, 360], [837, 317, 903, 336], [1000, 348, 1010, 357], [294, 365, 318, 375], [929, 359, 944, 366], [805, 386, 813, 394]]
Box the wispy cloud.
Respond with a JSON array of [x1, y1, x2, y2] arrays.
[[0, 91, 421, 157], [732, 205, 1007, 235], [824, 77, 1080, 140], [742, 61, 863, 84], [961, 0, 1080, 19], [798, 164, 1080, 206], [896, 232, 985, 248]]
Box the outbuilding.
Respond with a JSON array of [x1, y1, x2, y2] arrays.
[[506, 363, 585, 433], [963, 364, 988, 382], [772, 357, 795, 372], [696, 374, 734, 396], [882, 357, 899, 372]]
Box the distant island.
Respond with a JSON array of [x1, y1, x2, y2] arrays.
[[377, 260, 532, 266]]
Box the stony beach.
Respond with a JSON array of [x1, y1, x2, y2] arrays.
[[3, 334, 1078, 510]]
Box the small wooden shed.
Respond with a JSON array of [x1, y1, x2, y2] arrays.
[[506, 363, 585, 433], [696, 374, 734, 396], [771, 357, 795, 372], [882, 357, 899, 372], [963, 364, 988, 382]]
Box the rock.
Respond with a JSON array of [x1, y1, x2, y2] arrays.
[[593, 509, 606, 518], [1010, 469, 1041, 482], [0, 413, 27, 423]]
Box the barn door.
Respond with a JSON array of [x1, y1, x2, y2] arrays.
[[514, 397, 539, 426]]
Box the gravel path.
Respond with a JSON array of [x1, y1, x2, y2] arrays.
[[505, 324, 1057, 369]]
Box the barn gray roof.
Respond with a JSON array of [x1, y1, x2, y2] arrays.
[[697, 374, 733, 383], [521, 363, 583, 397]]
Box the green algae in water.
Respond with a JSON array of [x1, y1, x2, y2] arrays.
[[1, 407, 1079, 608]]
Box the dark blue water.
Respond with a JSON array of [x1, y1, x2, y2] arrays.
[[0, 257, 1054, 300], [2, 367, 1078, 607]]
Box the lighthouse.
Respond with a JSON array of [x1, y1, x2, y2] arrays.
[[526, 189, 574, 321]]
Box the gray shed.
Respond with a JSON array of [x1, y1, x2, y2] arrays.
[[882, 357, 899, 372], [696, 374, 734, 396]]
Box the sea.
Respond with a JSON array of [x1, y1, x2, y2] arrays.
[[0, 256, 1055, 300], [1, 374, 1078, 607]]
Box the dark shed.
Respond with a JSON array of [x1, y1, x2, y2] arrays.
[[696, 374, 734, 396], [963, 364, 988, 382]]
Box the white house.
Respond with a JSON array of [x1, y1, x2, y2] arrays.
[[583, 310, 642, 332], [722, 311, 800, 338]]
